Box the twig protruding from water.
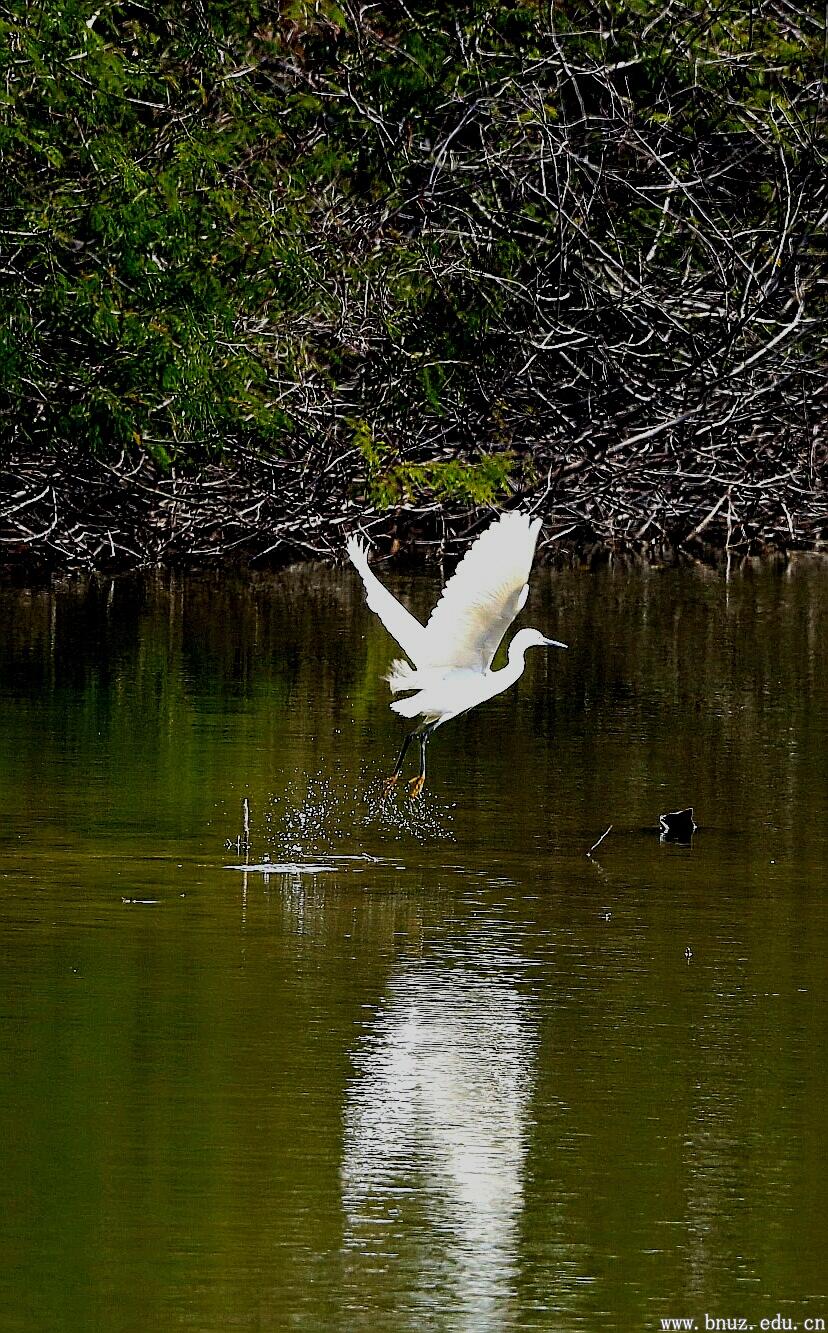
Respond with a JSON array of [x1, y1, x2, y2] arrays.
[[242, 796, 251, 850], [587, 824, 613, 857]]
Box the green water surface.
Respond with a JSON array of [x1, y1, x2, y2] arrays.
[[0, 559, 826, 1332]]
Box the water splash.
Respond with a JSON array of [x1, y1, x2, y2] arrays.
[[266, 774, 348, 855], [260, 770, 455, 862], [363, 779, 456, 842]]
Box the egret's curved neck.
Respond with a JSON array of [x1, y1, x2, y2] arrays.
[[489, 637, 530, 692]]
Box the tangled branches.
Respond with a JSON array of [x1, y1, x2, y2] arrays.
[[1, 0, 825, 570]]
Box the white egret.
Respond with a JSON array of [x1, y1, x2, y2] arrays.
[[347, 511, 566, 797]]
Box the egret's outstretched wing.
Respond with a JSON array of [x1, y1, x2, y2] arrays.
[[347, 536, 426, 664], [419, 513, 542, 671]]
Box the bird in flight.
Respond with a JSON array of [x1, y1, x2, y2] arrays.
[[347, 511, 566, 798]]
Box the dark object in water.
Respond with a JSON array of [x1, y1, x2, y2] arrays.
[[659, 807, 697, 844]]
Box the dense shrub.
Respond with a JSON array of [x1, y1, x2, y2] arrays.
[[0, 1, 825, 563]]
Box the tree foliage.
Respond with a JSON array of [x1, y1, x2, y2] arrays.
[[0, 0, 825, 566]]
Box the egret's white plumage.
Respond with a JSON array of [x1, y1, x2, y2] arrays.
[[347, 512, 566, 796], [346, 537, 426, 666]]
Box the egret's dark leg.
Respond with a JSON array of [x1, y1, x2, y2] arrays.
[[408, 727, 433, 800], [384, 730, 415, 794]]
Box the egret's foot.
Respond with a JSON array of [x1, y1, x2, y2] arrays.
[[408, 774, 425, 800], [383, 774, 399, 798]]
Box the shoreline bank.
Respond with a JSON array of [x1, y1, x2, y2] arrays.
[[1, 445, 825, 580]]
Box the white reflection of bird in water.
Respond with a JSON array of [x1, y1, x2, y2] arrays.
[[342, 961, 537, 1330]]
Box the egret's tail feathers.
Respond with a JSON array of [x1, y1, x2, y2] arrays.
[[385, 658, 418, 693], [390, 692, 427, 718], [384, 658, 447, 696]]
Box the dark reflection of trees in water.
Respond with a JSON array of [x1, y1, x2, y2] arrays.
[[0, 562, 824, 862]]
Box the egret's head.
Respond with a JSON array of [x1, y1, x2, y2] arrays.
[[510, 627, 568, 656]]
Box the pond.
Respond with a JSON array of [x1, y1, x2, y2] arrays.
[[0, 557, 825, 1332]]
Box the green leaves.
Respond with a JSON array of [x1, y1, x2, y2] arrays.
[[1, 4, 300, 463], [354, 422, 516, 508], [1, 0, 822, 518]]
